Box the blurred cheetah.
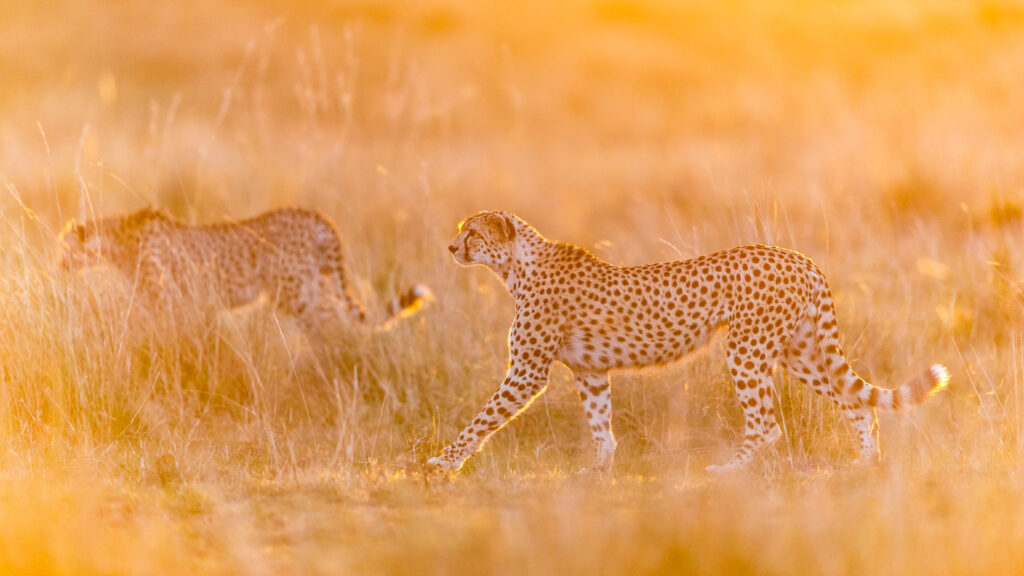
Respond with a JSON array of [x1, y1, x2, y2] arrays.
[[61, 207, 430, 332], [428, 211, 949, 473]]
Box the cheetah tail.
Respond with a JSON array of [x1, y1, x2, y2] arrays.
[[851, 364, 950, 410], [811, 280, 949, 410], [374, 283, 433, 332]]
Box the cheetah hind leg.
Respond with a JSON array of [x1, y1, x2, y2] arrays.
[[780, 317, 880, 465], [705, 425, 782, 475], [573, 371, 616, 474], [706, 360, 783, 474], [845, 405, 880, 467]]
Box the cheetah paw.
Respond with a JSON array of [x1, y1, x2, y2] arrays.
[[704, 461, 744, 475], [851, 455, 881, 467], [573, 466, 612, 478], [426, 456, 462, 473]]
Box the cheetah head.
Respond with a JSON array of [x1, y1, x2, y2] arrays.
[[59, 218, 124, 272], [448, 211, 518, 271], [59, 207, 168, 272]]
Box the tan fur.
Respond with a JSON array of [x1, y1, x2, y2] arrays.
[[429, 211, 949, 473], [60, 207, 429, 332]]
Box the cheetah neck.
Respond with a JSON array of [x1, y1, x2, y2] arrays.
[[500, 232, 549, 295]]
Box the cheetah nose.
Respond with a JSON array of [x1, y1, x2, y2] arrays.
[[448, 243, 458, 254]]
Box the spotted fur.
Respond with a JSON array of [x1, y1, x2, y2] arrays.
[[60, 207, 429, 332], [428, 211, 949, 473]]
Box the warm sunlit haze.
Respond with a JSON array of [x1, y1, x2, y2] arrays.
[[1, 0, 1024, 574]]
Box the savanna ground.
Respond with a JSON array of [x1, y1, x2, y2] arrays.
[[1, 1, 1024, 574]]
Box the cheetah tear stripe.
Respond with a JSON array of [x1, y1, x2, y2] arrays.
[[429, 211, 950, 474]]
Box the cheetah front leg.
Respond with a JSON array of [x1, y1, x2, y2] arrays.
[[573, 371, 616, 472], [127, 253, 173, 326], [429, 327, 558, 472], [428, 369, 549, 472]]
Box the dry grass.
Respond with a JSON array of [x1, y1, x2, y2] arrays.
[[1, 0, 1024, 574]]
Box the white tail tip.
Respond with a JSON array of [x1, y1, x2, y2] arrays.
[[930, 364, 951, 391], [412, 283, 435, 302]]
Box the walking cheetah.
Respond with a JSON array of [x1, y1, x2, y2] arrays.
[[428, 211, 949, 473], [60, 207, 430, 332]]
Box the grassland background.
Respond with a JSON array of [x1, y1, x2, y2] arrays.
[[1, 0, 1024, 574]]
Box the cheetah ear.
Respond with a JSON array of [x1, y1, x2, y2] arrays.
[[140, 207, 168, 220], [486, 212, 516, 243], [502, 214, 516, 241], [128, 207, 168, 227], [61, 218, 84, 242]]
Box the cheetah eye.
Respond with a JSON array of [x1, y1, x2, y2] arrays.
[[466, 232, 484, 249]]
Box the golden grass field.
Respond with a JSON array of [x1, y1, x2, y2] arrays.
[[2, 0, 1024, 573]]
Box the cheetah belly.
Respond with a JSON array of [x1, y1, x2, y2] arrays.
[[558, 318, 721, 372], [207, 244, 271, 309], [219, 276, 264, 308]]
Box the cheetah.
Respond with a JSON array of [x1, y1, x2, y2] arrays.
[[428, 211, 949, 473], [60, 207, 430, 332]]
